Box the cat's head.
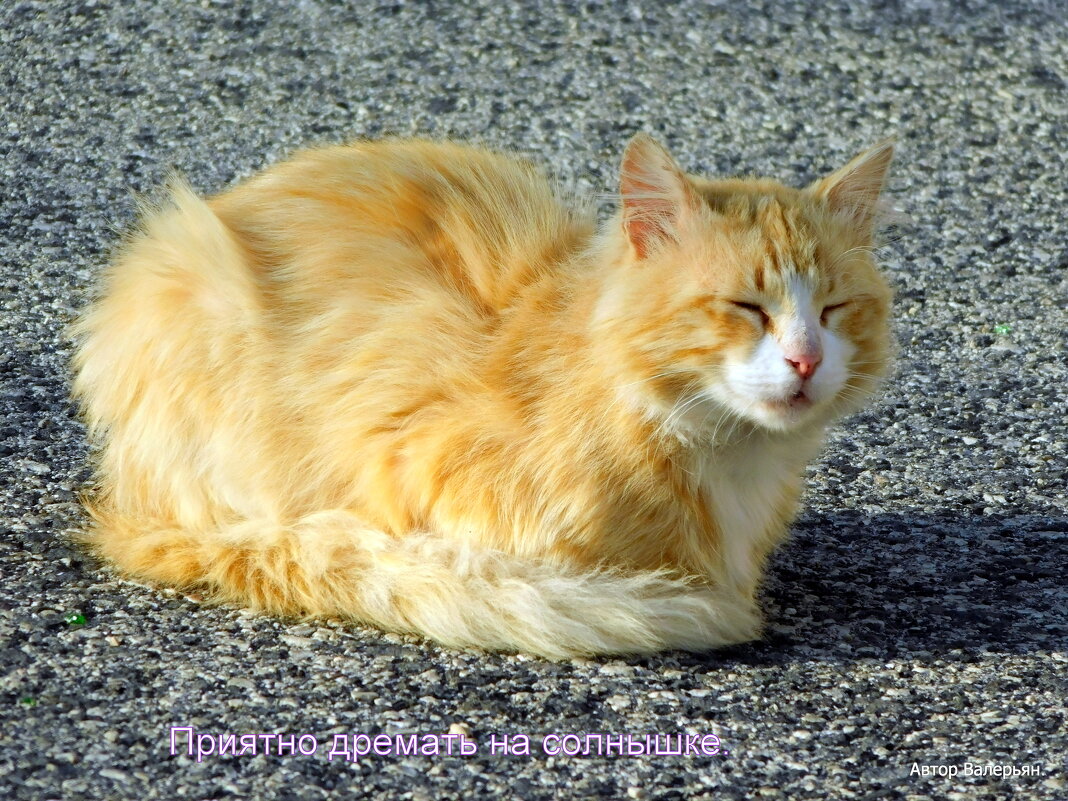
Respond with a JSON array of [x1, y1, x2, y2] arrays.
[[596, 134, 894, 437]]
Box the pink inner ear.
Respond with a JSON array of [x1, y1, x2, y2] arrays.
[[619, 137, 692, 260], [621, 176, 678, 260]]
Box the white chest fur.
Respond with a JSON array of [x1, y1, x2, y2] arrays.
[[692, 433, 817, 595]]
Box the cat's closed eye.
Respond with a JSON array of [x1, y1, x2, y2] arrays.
[[820, 302, 850, 326], [730, 301, 770, 327]]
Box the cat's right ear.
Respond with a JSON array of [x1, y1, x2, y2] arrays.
[[620, 134, 699, 260]]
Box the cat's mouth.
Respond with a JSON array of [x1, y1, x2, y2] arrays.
[[761, 389, 813, 416]]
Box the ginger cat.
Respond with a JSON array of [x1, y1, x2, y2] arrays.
[[72, 135, 893, 659]]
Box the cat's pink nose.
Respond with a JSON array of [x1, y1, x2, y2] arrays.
[[786, 353, 822, 379]]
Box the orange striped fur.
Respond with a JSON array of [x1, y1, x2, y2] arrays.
[[71, 135, 894, 658]]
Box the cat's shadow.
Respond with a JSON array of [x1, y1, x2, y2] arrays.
[[677, 510, 1067, 666]]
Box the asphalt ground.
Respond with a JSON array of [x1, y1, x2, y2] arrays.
[[0, 1, 1066, 799]]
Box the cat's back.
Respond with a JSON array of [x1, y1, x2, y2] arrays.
[[73, 140, 595, 517], [210, 140, 593, 315]]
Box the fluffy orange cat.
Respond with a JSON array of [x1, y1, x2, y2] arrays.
[[71, 135, 893, 659]]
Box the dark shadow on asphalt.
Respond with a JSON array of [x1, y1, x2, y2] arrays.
[[668, 510, 1068, 669]]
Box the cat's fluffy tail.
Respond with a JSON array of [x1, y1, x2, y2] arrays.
[[85, 508, 761, 659]]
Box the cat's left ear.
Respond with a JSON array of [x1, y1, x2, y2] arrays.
[[810, 139, 894, 235], [620, 134, 701, 260]]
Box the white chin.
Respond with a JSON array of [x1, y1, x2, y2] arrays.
[[747, 393, 816, 430]]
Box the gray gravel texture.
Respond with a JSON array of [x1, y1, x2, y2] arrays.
[[1, 0, 1066, 799]]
